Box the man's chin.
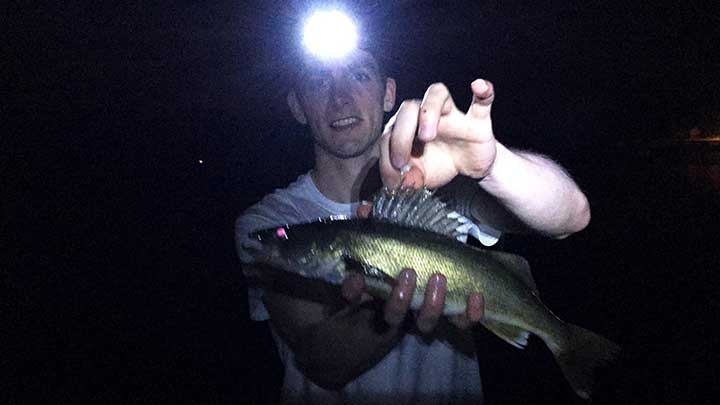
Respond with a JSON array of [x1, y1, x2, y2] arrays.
[[319, 142, 374, 159]]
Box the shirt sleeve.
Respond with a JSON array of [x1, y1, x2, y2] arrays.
[[235, 212, 274, 321]]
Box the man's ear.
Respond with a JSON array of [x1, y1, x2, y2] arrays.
[[287, 91, 308, 125], [383, 78, 397, 112]]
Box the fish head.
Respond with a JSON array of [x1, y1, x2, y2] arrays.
[[248, 222, 347, 285]]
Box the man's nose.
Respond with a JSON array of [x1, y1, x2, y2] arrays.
[[330, 79, 352, 106]]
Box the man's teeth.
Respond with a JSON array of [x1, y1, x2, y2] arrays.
[[331, 117, 359, 128]]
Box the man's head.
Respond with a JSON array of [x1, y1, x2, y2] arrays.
[[287, 49, 396, 160]]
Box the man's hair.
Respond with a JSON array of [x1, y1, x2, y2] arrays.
[[289, 48, 390, 95]]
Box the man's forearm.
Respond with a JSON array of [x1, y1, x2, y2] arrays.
[[477, 142, 590, 238]]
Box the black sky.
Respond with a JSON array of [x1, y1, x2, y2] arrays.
[[7, 1, 720, 403]]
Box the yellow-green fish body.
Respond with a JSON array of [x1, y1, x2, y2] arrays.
[[248, 188, 620, 399]]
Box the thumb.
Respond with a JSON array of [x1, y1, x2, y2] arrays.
[[467, 79, 494, 120], [356, 203, 373, 218]]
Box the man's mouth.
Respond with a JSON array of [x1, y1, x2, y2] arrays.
[[330, 117, 361, 129]]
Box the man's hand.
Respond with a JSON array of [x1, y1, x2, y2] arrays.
[[341, 271, 484, 333], [380, 79, 497, 189], [346, 203, 485, 333]]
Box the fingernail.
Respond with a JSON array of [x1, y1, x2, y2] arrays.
[[469, 293, 484, 321], [419, 124, 433, 140], [474, 79, 488, 92], [392, 155, 405, 170], [356, 203, 373, 219], [429, 274, 446, 302], [398, 269, 415, 299], [397, 271, 408, 299], [401, 175, 416, 189]]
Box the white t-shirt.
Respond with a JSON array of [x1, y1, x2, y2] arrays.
[[235, 173, 500, 404]]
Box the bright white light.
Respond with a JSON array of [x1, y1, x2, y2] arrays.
[[302, 10, 358, 60]]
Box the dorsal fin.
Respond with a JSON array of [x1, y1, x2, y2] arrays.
[[371, 187, 462, 239], [484, 250, 538, 293]]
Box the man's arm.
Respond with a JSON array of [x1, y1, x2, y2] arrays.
[[239, 218, 404, 388], [249, 265, 483, 390], [380, 79, 590, 238], [262, 288, 402, 390], [474, 143, 590, 238]]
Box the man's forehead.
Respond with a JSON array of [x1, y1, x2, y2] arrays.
[[298, 49, 380, 75]]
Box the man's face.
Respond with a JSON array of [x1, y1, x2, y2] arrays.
[[289, 49, 395, 159]]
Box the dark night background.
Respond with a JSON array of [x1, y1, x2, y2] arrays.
[[6, 1, 720, 403]]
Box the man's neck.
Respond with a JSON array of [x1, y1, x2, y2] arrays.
[[311, 147, 379, 204]]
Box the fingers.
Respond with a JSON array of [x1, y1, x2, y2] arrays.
[[467, 79, 494, 120], [380, 79, 495, 188], [356, 203, 373, 219], [379, 116, 396, 183], [466, 292, 485, 323], [416, 273, 446, 333], [341, 274, 367, 305], [400, 165, 425, 189], [384, 269, 417, 326], [449, 293, 485, 330], [384, 83, 457, 170], [379, 128, 426, 189], [388, 99, 421, 170], [363, 267, 482, 333], [418, 83, 456, 142], [436, 78, 495, 143]]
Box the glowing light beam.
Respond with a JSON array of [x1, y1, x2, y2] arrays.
[[302, 10, 358, 61]]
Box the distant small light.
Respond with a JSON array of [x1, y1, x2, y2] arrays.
[[303, 10, 358, 60], [198, 159, 203, 164]]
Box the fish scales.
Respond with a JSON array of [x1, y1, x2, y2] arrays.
[[336, 221, 555, 330]]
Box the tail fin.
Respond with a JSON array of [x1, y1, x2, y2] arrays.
[[550, 324, 621, 399]]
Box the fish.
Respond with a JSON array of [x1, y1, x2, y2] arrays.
[[246, 187, 620, 399]]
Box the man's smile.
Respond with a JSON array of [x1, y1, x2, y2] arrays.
[[330, 116, 361, 129]]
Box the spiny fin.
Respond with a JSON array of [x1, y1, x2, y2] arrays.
[[483, 250, 538, 293], [371, 187, 462, 239], [481, 319, 531, 349]]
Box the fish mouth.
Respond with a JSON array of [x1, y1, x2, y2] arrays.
[[329, 116, 361, 130]]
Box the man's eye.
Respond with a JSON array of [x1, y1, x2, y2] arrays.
[[306, 77, 328, 89], [354, 72, 371, 81]]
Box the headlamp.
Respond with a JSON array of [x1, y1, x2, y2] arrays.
[[302, 10, 359, 61]]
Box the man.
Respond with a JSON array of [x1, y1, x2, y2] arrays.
[[235, 47, 590, 404]]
